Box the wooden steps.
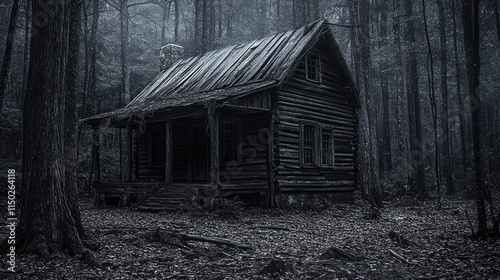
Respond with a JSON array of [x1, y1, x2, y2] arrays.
[[137, 185, 201, 212]]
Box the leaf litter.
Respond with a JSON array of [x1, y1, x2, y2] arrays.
[[0, 194, 499, 279]]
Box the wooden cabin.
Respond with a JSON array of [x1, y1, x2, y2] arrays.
[[81, 20, 359, 210]]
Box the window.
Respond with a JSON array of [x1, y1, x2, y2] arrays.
[[305, 54, 321, 82], [300, 123, 335, 167], [321, 130, 334, 166], [302, 125, 315, 166], [223, 120, 240, 162]]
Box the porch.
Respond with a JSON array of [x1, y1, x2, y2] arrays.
[[88, 88, 275, 209]]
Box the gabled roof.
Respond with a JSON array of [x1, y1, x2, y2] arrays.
[[82, 20, 358, 125]]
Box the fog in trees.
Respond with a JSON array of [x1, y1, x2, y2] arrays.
[[0, 0, 499, 278]]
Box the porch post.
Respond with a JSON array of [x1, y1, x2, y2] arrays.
[[210, 111, 220, 192], [165, 119, 173, 184], [267, 125, 275, 207], [91, 126, 101, 184], [126, 124, 133, 182]]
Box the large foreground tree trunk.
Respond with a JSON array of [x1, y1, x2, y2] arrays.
[[0, 0, 20, 115], [18, 0, 86, 255], [65, 0, 86, 237], [462, 0, 487, 236]]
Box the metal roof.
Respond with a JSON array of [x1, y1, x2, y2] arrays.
[[82, 20, 356, 125]]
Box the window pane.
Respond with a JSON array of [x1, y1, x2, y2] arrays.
[[303, 125, 314, 165], [306, 54, 319, 81], [321, 131, 332, 166]]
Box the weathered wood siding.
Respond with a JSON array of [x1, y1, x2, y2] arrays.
[[274, 40, 358, 192], [219, 111, 269, 192]]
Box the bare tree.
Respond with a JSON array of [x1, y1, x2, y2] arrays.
[[462, 0, 487, 236], [404, 0, 426, 198], [355, 0, 382, 208], [393, 0, 408, 181], [451, 0, 468, 174], [377, 1, 392, 176], [422, 0, 442, 207], [436, 0, 454, 194]]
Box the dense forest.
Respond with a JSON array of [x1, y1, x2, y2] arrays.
[[0, 0, 499, 278]]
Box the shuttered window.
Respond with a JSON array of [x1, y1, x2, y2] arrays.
[[321, 130, 333, 166], [302, 125, 315, 166]]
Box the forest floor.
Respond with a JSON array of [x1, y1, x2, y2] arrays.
[[1, 193, 499, 279]]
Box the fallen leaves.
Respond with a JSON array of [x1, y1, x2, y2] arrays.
[[0, 195, 499, 279]]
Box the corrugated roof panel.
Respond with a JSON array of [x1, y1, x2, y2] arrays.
[[81, 20, 347, 124], [127, 20, 325, 107]]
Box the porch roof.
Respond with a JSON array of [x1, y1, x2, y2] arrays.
[[80, 80, 277, 125]]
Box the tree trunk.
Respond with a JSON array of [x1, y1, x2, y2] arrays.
[[423, 0, 442, 207], [21, 0, 30, 107], [65, 0, 86, 237], [436, 0, 454, 194], [78, 0, 99, 147], [19, 0, 86, 255], [120, 0, 130, 105], [120, 0, 130, 181], [393, 0, 408, 181], [174, 0, 179, 42], [201, 0, 208, 53], [194, 0, 201, 53], [452, 0, 468, 175], [495, 1, 500, 43], [404, 0, 426, 199], [227, 0, 233, 38], [0, 0, 20, 115], [356, 0, 382, 208], [378, 2, 392, 176], [462, 0, 487, 236], [161, 2, 168, 45], [349, 0, 364, 198]]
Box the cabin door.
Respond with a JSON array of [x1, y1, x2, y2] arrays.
[[188, 124, 209, 182]]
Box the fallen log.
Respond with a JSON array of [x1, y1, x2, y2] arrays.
[[250, 225, 290, 231], [149, 228, 255, 250], [174, 232, 255, 250], [388, 249, 408, 264], [319, 246, 357, 261]]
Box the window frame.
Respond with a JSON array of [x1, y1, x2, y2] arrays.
[[320, 125, 335, 168], [304, 53, 321, 83], [300, 122, 319, 167]]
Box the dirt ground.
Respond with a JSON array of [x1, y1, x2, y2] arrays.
[[1, 194, 499, 279]]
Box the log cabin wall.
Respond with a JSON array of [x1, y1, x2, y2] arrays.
[[275, 38, 358, 192], [219, 111, 269, 192]]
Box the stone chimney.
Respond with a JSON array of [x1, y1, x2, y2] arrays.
[[160, 44, 184, 72]]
